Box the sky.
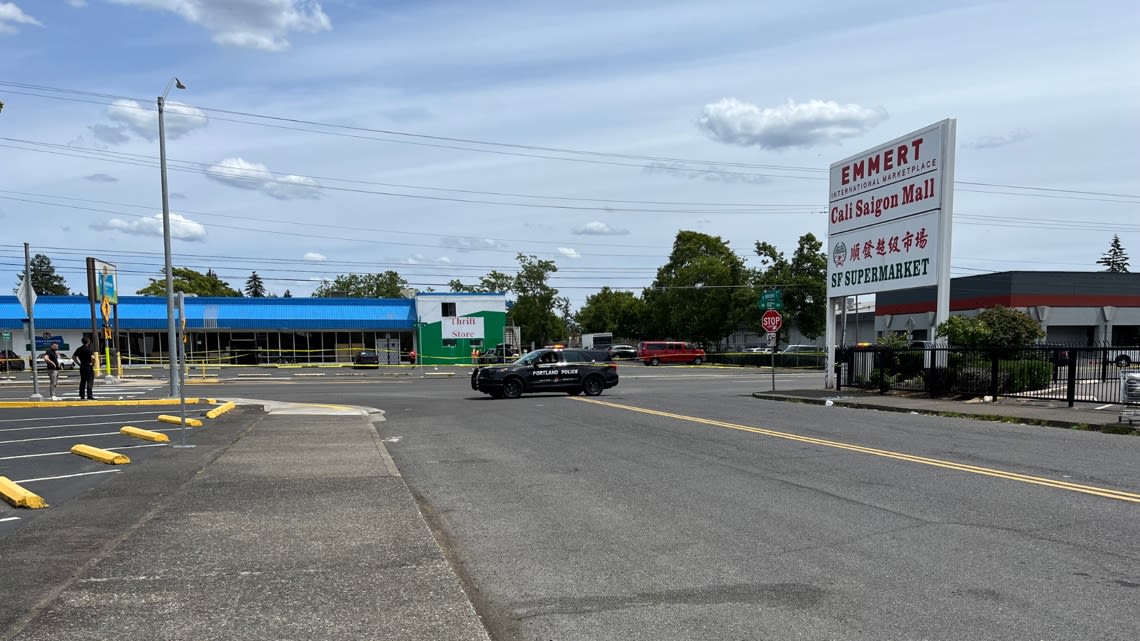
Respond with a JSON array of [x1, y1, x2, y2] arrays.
[[1, 0, 1138, 309]]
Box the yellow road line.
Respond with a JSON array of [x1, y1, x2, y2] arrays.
[[573, 398, 1140, 505]]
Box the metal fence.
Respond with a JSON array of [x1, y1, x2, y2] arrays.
[[836, 344, 1140, 407]]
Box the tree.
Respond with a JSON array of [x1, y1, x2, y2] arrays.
[[283, 289, 293, 298], [244, 271, 267, 298], [136, 267, 241, 296], [575, 287, 646, 338], [312, 271, 408, 298], [935, 305, 1043, 351], [15, 254, 69, 295], [644, 231, 750, 348], [752, 233, 828, 341], [510, 254, 562, 346], [1097, 234, 1130, 273], [449, 270, 515, 294]]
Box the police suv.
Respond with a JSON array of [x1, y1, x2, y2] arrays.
[[470, 347, 619, 399]]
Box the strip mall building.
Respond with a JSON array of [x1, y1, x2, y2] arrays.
[[875, 271, 1140, 345], [0, 292, 508, 367]]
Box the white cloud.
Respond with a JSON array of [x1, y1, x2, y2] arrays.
[[205, 157, 321, 200], [303, 252, 327, 262], [697, 98, 888, 150], [440, 236, 507, 252], [66, 0, 87, 7], [557, 247, 580, 259], [573, 221, 629, 236], [0, 2, 41, 33], [117, 99, 205, 140], [643, 162, 769, 184], [968, 129, 1032, 149], [92, 212, 207, 241], [109, 0, 331, 51], [405, 253, 453, 265], [83, 173, 119, 183], [90, 99, 207, 145]]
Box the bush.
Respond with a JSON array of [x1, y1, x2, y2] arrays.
[[1001, 359, 1052, 393]]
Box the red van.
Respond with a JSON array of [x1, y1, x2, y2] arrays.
[[636, 341, 705, 366]]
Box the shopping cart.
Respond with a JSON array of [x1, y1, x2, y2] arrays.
[[1119, 369, 1140, 424]]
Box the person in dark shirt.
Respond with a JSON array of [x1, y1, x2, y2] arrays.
[[43, 343, 61, 400], [72, 336, 98, 400]]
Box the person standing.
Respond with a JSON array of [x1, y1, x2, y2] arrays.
[[72, 336, 98, 400], [42, 343, 62, 401]]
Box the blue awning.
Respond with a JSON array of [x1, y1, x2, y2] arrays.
[[0, 295, 416, 331]]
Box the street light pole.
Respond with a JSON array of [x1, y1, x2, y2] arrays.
[[158, 77, 185, 397]]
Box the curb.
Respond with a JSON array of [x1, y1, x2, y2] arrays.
[[751, 393, 1136, 434]]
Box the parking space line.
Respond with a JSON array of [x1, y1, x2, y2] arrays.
[[0, 517, 21, 523], [0, 420, 165, 434], [0, 428, 181, 445], [0, 443, 168, 461], [0, 411, 161, 424], [16, 470, 122, 484]]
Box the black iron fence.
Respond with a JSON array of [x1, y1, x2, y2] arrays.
[[836, 344, 1140, 407]]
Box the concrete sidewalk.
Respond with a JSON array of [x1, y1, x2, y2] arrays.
[[0, 403, 490, 641], [753, 387, 1140, 433]]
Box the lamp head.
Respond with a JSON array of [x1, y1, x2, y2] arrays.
[[175, 78, 186, 90]]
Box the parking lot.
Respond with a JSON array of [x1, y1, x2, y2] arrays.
[[0, 405, 212, 534]]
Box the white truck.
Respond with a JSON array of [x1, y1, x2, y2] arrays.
[[580, 332, 614, 350]]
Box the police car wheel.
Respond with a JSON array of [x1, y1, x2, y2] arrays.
[[501, 378, 524, 399], [582, 375, 605, 396]]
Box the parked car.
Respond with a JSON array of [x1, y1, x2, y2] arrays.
[[37, 353, 76, 370], [742, 346, 772, 353], [0, 350, 26, 372], [609, 344, 637, 360], [478, 344, 520, 364], [780, 344, 823, 354], [471, 348, 619, 399], [1104, 348, 1140, 368], [636, 341, 705, 366], [352, 350, 380, 368]]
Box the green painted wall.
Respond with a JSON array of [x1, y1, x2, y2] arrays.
[[417, 310, 507, 365]]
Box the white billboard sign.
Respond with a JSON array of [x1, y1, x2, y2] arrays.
[[827, 119, 954, 297], [443, 316, 485, 339], [827, 210, 940, 297]]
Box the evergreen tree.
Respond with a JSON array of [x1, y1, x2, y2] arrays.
[[244, 271, 267, 297], [283, 289, 293, 298], [14, 254, 69, 295], [1097, 235, 1130, 272]]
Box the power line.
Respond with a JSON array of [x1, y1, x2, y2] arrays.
[[3, 81, 1138, 203]]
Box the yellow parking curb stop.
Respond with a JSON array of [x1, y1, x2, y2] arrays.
[[157, 415, 204, 427], [205, 401, 237, 419], [120, 426, 170, 443], [71, 444, 130, 465], [0, 476, 48, 509]]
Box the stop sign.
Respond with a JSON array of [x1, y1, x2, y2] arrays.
[[761, 309, 783, 333]]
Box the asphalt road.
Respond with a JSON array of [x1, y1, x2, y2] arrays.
[[194, 367, 1138, 641], [4, 366, 1138, 640]]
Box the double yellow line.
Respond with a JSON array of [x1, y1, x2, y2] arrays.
[[574, 398, 1140, 504]]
